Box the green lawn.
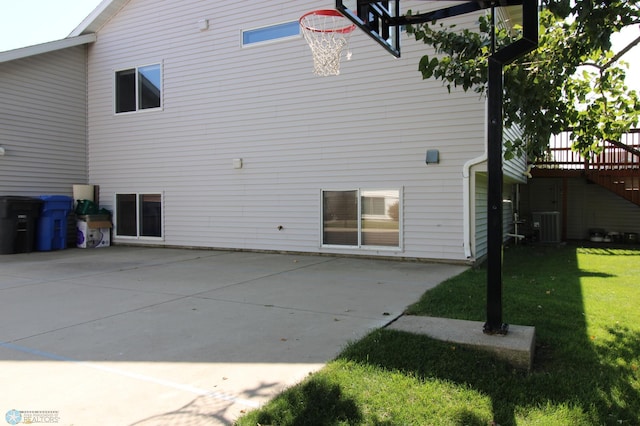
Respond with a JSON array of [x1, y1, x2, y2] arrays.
[[236, 245, 640, 426]]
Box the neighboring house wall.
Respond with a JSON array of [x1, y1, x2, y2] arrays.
[[85, 0, 488, 262], [472, 172, 515, 261], [503, 124, 527, 184], [0, 46, 88, 196], [566, 178, 639, 239], [474, 172, 488, 259], [521, 177, 640, 240], [467, 121, 527, 260]]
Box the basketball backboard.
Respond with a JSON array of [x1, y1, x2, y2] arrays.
[[336, 1, 532, 59], [336, 1, 401, 57]]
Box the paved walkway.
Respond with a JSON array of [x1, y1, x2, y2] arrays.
[[0, 247, 467, 425]]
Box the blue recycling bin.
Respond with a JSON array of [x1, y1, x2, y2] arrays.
[[37, 195, 73, 251]]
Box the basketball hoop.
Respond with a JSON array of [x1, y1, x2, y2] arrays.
[[299, 9, 356, 76]]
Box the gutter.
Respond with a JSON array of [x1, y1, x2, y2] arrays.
[[462, 98, 488, 260]]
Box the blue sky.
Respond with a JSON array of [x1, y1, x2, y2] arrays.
[[0, 1, 637, 90], [610, 27, 640, 91]]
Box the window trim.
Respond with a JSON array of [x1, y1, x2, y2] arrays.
[[241, 20, 301, 48], [114, 62, 163, 115], [320, 188, 402, 250], [114, 192, 164, 240]]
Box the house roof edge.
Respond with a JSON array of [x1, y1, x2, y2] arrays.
[[0, 33, 97, 63]]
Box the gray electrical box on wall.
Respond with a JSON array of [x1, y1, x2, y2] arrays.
[[425, 149, 439, 164]]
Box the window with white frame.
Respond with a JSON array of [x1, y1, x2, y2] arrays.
[[322, 189, 400, 248], [242, 21, 300, 46], [115, 64, 162, 113], [115, 193, 163, 238]]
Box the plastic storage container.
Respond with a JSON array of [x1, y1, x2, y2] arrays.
[[0, 196, 43, 254], [37, 195, 74, 251]]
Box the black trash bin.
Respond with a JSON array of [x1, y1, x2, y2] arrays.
[[0, 196, 43, 254]]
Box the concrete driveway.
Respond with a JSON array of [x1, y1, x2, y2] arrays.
[[0, 247, 467, 425]]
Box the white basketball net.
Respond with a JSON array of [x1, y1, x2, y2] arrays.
[[300, 10, 356, 76]]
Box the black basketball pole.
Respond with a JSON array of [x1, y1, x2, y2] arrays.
[[484, 5, 507, 334], [403, 0, 538, 335], [339, 0, 538, 335], [483, 0, 538, 334], [484, 53, 508, 334]]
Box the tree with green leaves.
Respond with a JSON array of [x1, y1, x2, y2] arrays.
[[406, 0, 640, 160]]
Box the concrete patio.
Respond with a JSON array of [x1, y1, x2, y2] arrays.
[[0, 246, 468, 425]]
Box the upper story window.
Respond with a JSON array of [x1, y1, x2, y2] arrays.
[[115, 64, 162, 114], [242, 21, 300, 46]]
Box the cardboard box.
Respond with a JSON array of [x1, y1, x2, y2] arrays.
[[77, 219, 112, 248]]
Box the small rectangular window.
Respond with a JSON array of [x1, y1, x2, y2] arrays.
[[242, 21, 300, 46], [322, 189, 400, 248], [115, 64, 162, 113], [116, 193, 163, 239]]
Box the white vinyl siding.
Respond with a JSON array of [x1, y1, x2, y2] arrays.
[[0, 46, 88, 196], [503, 124, 527, 183], [86, 0, 486, 261]]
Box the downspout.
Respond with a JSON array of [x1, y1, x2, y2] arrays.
[[462, 98, 489, 260]]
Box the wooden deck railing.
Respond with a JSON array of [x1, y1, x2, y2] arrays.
[[533, 129, 640, 205], [535, 129, 640, 171]]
